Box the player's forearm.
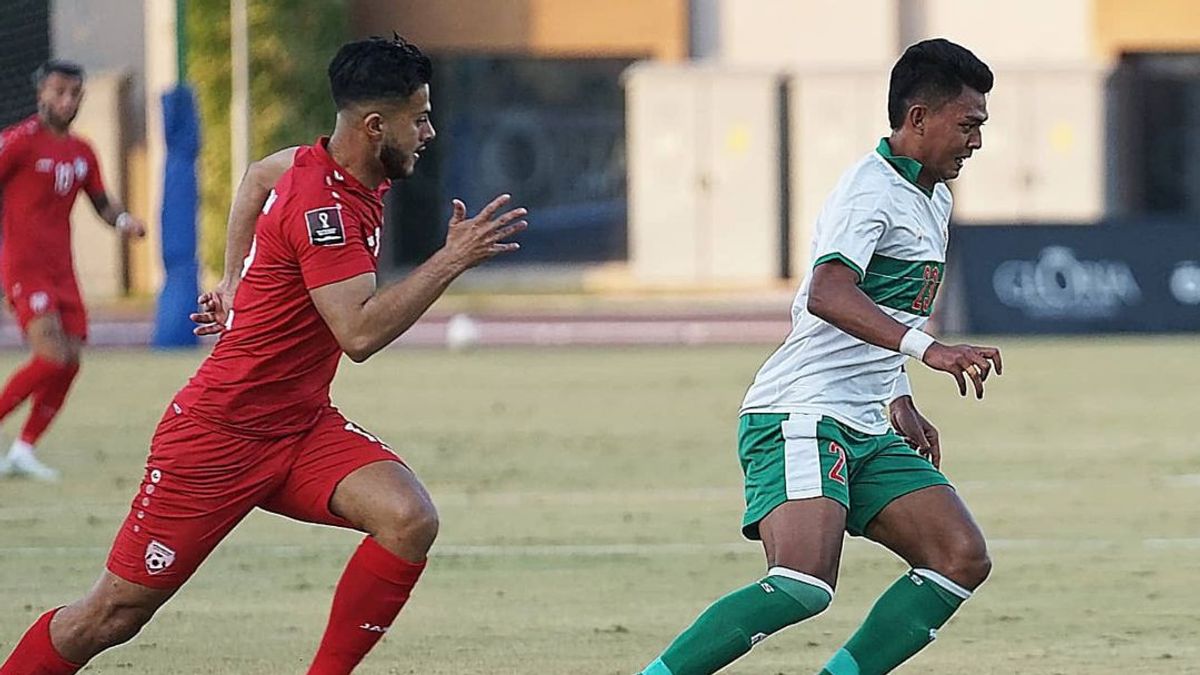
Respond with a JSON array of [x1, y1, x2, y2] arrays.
[[223, 148, 298, 284], [222, 174, 268, 284], [346, 250, 465, 361], [808, 280, 911, 353], [98, 202, 120, 225], [90, 192, 125, 227]]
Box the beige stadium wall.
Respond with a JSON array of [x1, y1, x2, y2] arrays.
[[899, 1, 1104, 224], [719, 0, 899, 68], [1094, 0, 1200, 58], [721, 0, 1107, 279], [914, 0, 1094, 64], [786, 71, 889, 277], [950, 68, 1106, 224], [69, 74, 129, 304], [350, 0, 687, 60], [626, 64, 783, 287]]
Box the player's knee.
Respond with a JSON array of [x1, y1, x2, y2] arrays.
[[374, 498, 439, 556], [938, 534, 991, 589]]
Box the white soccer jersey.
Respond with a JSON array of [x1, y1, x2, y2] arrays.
[[741, 140, 952, 434]]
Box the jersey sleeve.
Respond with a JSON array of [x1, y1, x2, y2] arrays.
[[82, 143, 106, 198], [0, 129, 29, 185], [282, 195, 375, 290], [811, 197, 885, 283]]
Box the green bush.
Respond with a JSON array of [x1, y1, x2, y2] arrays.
[[186, 0, 347, 277]]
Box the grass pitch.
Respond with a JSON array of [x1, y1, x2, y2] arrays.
[[0, 338, 1197, 673]]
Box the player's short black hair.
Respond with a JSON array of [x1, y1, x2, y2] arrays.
[[327, 35, 432, 110], [32, 60, 85, 86], [887, 38, 992, 130]]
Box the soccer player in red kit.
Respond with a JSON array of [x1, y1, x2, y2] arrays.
[[0, 60, 146, 481], [1, 37, 526, 674]]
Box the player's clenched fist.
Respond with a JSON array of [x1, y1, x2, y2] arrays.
[[922, 342, 1002, 399], [441, 194, 528, 272]]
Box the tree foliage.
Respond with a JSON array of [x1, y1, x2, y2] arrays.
[[186, 0, 347, 275]]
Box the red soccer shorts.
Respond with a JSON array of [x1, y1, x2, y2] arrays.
[[4, 277, 88, 339], [106, 403, 404, 589]]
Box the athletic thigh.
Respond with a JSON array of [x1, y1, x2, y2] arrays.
[[53, 278, 88, 342], [260, 407, 407, 529], [863, 484, 988, 580], [844, 429, 951, 537], [106, 406, 291, 589], [758, 498, 847, 589], [738, 413, 848, 587]]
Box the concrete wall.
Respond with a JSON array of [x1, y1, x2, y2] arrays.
[[914, 0, 1094, 65], [720, 0, 899, 68], [951, 68, 1106, 224], [52, 0, 157, 299], [1094, 0, 1200, 59], [786, 71, 888, 276], [351, 0, 688, 60], [69, 74, 127, 303], [626, 64, 783, 286], [53, 0, 146, 141]]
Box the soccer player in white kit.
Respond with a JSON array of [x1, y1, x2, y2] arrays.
[[639, 38, 1003, 675]]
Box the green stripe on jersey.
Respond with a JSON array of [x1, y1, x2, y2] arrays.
[[860, 254, 944, 316], [813, 252, 865, 282]]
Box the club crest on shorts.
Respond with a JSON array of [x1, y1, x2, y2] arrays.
[[28, 291, 49, 314], [145, 540, 176, 575], [305, 206, 345, 246]]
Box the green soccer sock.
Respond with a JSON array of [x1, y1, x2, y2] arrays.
[[640, 567, 833, 675], [819, 568, 972, 675]]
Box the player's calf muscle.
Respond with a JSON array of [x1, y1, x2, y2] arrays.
[[55, 591, 162, 660]]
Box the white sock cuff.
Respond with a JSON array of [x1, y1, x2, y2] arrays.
[[913, 568, 972, 600], [766, 566, 834, 599]]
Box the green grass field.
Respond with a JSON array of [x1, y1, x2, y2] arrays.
[[0, 338, 1198, 674]]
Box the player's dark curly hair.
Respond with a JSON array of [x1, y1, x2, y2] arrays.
[[327, 34, 432, 110], [32, 60, 85, 86], [887, 38, 992, 130]]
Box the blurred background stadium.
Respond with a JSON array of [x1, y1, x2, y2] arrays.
[[5, 0, 1200, 341], [1, 1, 1198, 673]]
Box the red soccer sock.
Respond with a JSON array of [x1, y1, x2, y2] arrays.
[[19, 361, 79, 445], [307, 537, 427, 675], [0, 608, 83, 675], [0, 357, 61, 423]]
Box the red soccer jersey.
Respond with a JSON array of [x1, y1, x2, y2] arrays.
[[0, 115, 106, 283], [175, 138, 388, 437]]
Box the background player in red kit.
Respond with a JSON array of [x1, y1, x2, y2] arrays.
[[0, 60, 146, 481], [1, 37, 526, 674]]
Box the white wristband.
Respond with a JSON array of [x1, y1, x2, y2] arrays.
[[899, 328, 936, 360], [116, 212, 133, 231]]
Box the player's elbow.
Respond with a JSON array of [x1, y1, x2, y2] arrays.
[[340, 334, 379, 363], [343, 342, 375, 363], [806, 284, 834, 321]]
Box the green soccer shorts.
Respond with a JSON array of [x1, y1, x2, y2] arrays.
[[738, 412, 952, 539]]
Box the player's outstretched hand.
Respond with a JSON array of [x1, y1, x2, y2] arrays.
[[921, 343, 1002, 399], [190, 280, 236, 336], [890, 396, 942, 468], [441, 194, 528, 272]]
